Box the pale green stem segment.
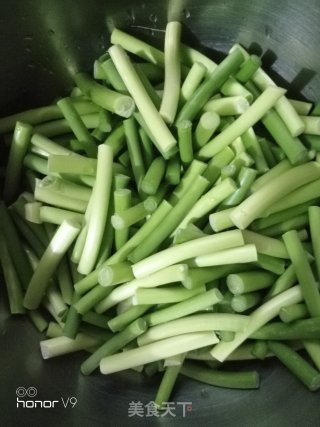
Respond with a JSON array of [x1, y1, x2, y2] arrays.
[[174, 177, 237, 231], [23, 219, 81, 310], [95, 264, 189, 313], [203, 96, 249, 116], [40, 334, 102, 359], [78, 145, 113, 275], [111, 197, 157, 230], [23, 154, 48, 175], [132, 285, 205, 305], [38, 176, 91, 202], [264, 264, 296, 301], [100, 332, 219, 374], [138, 313, 249, 346], [33, 113, 99, 138], [221, 77, 253, 102], [173, 223, 207, 245], [103, 124, 126, 156], [48, 154, 97, 176], [145, 288, 223, 327], [134, 63, 162, 109], [209, 285, 303, 362], [231, 43, 305, 137], [31, 133, 72, 156], [132, 229, 244, 278], [98, 261, 133, 288], [231, 292, 262, 312], [177, 120, 193, 165], [251, 200, 314, 231], [193, 244, 257, 267], [242, 128, 269, 173], [180, 62, 206, 102], [230, 162, 320, 229], [107, 200, 173, 265], [34, 178, 88, 213], [113, 189, 131, 251], [108, 44, 177, 158], [169, 159, 207, 205], [242, 230, 288, 258], [0, 100, 98, 134], [194, 112, 220, 149], [74, 72, 135, 117], [289, 99, 312, 115], [251, 159, 292, 192], [266, 178, 320, 216], [180, 43, 217, 73], [254, 74, 305, 137], [98, 108, 112, 132], [39, 206, 84, 225], [203, 147, 234, 185], [199, 87, 286, 158], [227, 271, 275, 294], [111, 28, 165, 67], [140, 157, 166, 195], [165, 156, 181, 185], [160, 21, 181, 124]]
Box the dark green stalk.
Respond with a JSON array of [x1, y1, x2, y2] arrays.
[[268, 341, 320, 391], [181, 361, 259, 389], [176, 48, 245, 122]]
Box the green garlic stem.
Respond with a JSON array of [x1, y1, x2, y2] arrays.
[[160, 21, 181, 124], [109, 44, 177, 158], [23, 220, 80, 309], [138, 313, 249, 346], [199, 86, 286, 158], [209, 285, 303, 362], [78, 145, 113, 275], [100, 332, 219, 375], [231, 162, 320, 229], [132, 229, 244, 279]]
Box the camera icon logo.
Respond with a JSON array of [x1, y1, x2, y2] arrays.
[[16, 387, 38, 398]]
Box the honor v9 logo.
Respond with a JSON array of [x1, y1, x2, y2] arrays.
[[16, 387, 77, 409]]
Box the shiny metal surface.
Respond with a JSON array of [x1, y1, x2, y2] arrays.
[[1, 0, 320, 425]]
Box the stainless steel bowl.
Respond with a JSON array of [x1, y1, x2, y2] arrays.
[[1, 1, 320, 425]]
